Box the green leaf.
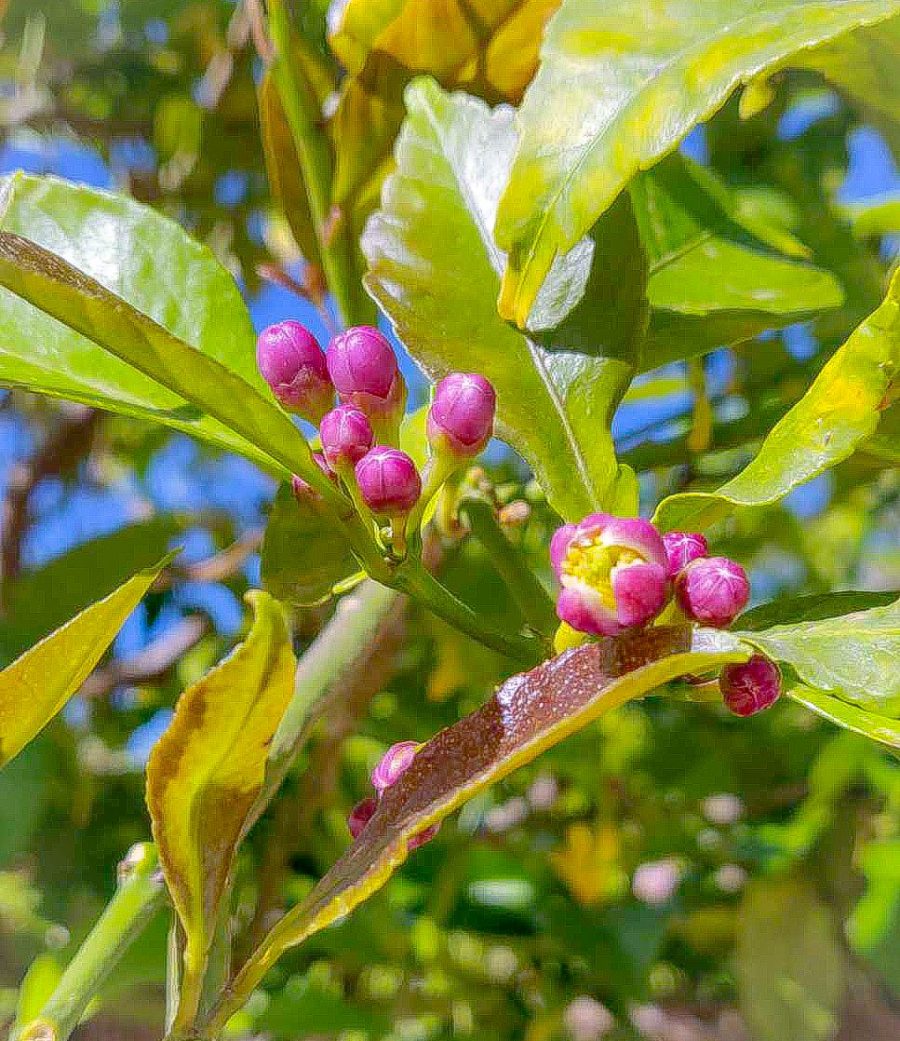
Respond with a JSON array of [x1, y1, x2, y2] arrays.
[[737, 590, 900, 630], [736, 598, 900, 715], [632, 156, 843, 369], [842, 193, 900, 239], [260, 483, 358, 606], [789, 684, 900, 752], [0, 173, 323, 485], [494, 0, 897, 323], [654, 266, 900, 531], [737, 880, 846, 1041], [0, 519, 180, 660], [146, 591, 296, 1031], [232, 627, 746, 972], [0, 555, 170, 769], [363, 78, 643, 520]]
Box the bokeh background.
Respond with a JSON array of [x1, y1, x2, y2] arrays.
[[0, 3, 898, 1040]]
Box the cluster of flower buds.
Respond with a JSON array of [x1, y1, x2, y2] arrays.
[[257, 321, 497, 555], [348, 741, 439, 850], [550, 515, 780, 716]]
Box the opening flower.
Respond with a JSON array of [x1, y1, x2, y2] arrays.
[[256, 320, 333, 421], [720, 655, 782, 716], [674, 556, 749, 627], [551, 514, 669, 636]]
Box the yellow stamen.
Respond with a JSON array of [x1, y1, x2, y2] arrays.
[[561, 536, 641, 609]]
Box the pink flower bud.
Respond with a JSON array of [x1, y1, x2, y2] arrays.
[[256, 320, 333, 421], [720, 654, 782, 716], [551, 513, 669, 636], [674, 556, 750, 627], [348, 796, 377, 839], [427, 372, 496, 458], [371, 741, 420, 795], [291, 452, 334, 501], [661, 531, 708, 578], [355, 446, 421, 516], [319, 405, 373, 471], [327, 326, 396, 398]]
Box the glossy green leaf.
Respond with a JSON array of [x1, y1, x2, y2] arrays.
[[146, 591, 296, 1030], [227, 627, 747, 980], [738, 590, 899, 630], [260, 483, 358, 605], [363, 79, 642, 520], [633, 156, 843, 369], [654, 266, 900, 531], [0, 173, 323, 485], [494, 0, 897, 323], [0, 555, 170, 769], [737, 880, 846, 1041], [736, 598, 900, 715], [789, 684, 900, 752]]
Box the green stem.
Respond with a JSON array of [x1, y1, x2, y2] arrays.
[[266, 0, 353, 325], [394, 561, 543, 667], [16, 844, 165, 1041], [459, 496, 558, 641]]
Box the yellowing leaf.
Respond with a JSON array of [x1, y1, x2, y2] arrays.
[[654, 265, 900, 532], [0, 556, 170, 769], [146, 591, 296, 1031]]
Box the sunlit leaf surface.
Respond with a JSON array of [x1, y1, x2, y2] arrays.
[[654, 267, 900, 531], [0, 556, 170, 769], [495, 0, 897, 322]]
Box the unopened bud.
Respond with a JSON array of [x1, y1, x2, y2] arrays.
[[256, 320, 333, 421], [348, 796, 377, 839], [371, 741, 420, 794], [661, 531, 708, 578], [320, 404, 373, 471], [674, 556, 750, 627], [427, 372, 496, 459], [720, 654, 782, 716], [355, 446, 421, 517]]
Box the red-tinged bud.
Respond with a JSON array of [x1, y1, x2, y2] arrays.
[[408, 823, 440, 850], [355, 446, 421, 517], [348, 796, 377, 839], [372, 740, 420, 795], [256, 320, 333, 421], [720, 655, 782, 716], [320, 405, 373, 471], [427, 372, 496, 459], [662, 531, 708, 578], [291, 452, 334, 501], [674, 556, 750, 628], [551, 513, 669, 636]]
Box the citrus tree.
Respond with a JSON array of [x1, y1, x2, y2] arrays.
[[0, 1, 898, 1039]]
